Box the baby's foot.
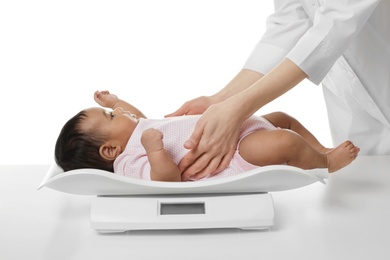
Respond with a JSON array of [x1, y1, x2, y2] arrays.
[[326, 140, 360, 173]]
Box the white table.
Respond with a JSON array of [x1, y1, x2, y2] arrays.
[[1, 156, 389, 260]]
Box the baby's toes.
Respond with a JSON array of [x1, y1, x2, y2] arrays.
[[350, 146, 360, 158]]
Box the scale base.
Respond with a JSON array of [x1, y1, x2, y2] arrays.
[[91, 193, 274, 233]]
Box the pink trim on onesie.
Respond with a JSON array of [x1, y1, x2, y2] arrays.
[[234, 117, 276, 171]]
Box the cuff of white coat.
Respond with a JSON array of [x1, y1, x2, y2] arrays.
[[287, 31, 336, 85], [243, 42, 288, 75]]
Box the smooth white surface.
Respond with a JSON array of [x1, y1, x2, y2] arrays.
[[1, 156, 389, 260]]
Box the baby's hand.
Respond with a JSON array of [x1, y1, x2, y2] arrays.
[[141, 128, 164, 153], [94, 90, 119, 109]]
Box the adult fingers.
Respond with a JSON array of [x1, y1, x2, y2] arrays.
[[210, 149, 236, 177], [165, 96, 211, 117], [188, 155, 226, 181], [180, 139, 226, 180], [164, 104, 189, 117], [182, 140, 236, 181], [180, 153, 221, 181], [183, 116, 206, 150]]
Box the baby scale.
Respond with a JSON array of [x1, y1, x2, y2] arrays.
[[39, 163, 327, 233]]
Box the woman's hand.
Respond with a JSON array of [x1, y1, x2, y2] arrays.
[[165, 96, 213, 117], [94, 90, 119, 109], [179, 100, 243, 181]]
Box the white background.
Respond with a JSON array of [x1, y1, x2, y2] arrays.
[[0, 0, 331, 165]]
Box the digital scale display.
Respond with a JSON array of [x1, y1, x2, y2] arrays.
[[159, 202, 206, 215]]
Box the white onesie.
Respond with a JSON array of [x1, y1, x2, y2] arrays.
[[114, 115, 276, 181]]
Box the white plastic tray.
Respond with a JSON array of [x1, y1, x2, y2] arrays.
[[38, 163, 328, 196]]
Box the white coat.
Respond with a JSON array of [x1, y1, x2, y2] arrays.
[[244, 0, 390, 155]]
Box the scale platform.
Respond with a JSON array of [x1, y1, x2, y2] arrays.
[[91, 193, 274, 232], [39, 163, 327, 232]]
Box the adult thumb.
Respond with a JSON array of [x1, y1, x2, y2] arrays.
[[184, 126, 203, 150], [165, 105, 188, 118]]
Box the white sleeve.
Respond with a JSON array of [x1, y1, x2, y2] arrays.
[[244, 0, 311, 75], [244, 0, 380, 85], [287, 0, 380, 84]]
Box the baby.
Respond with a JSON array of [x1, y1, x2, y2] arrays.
[[55, 90, 360, 182]]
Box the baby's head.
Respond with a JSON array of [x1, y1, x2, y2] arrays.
[[55, 109, 114, 172], [55, 107, 138, 172]]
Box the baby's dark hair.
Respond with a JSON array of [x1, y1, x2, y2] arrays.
[[55, 110, 114, 172]]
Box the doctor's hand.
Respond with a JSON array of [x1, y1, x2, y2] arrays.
[[179, 101, 243, 181], [165, 96, 213, 117]]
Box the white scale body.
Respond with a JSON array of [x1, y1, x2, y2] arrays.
[[39, 164, 327, 233], [91, 193, 274, 232]]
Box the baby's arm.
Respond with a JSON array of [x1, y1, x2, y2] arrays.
[[94, 90, 147, 119], [141, 128, 181, 182]]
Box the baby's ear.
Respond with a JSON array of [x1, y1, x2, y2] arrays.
[[99, 143, 122, 161]]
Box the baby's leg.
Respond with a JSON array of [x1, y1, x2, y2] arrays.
[[239, 129, 359, 172], [262, 112, 330, 153], [239, 129, 328, 170]]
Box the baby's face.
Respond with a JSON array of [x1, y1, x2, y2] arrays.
[[82, 107, 138, 148]]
